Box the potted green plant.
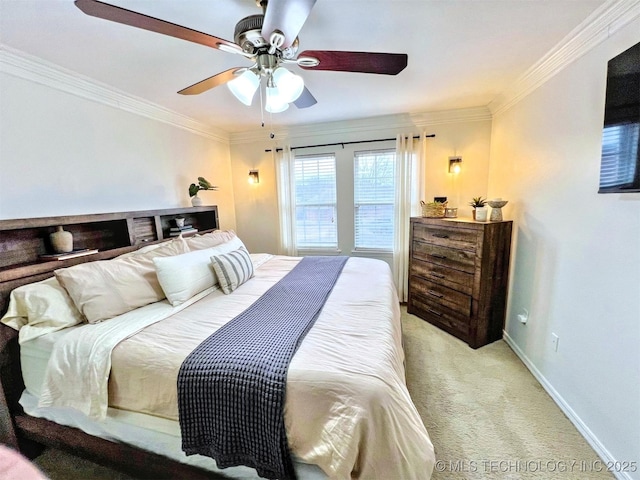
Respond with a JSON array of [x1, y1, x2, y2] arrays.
[[468, 196, 487, 220], [189, 177, 218, 206]]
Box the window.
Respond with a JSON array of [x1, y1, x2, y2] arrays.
[[354, 149, 396, 250], [599, 122, 640, 191], [294, 153, 338, 249]]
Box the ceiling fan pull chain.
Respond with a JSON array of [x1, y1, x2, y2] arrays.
[[259, 78, 265, 127]]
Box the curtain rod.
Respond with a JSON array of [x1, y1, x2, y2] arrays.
[[264, 134, 435, 153]]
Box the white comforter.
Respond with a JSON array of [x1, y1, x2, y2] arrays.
[[38, 255, 435, 479]]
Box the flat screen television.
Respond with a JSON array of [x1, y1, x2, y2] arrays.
[[598, 41, 640, 193]]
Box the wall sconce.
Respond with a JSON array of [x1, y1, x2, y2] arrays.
[[448, 156, 462, 174], [248, 170, 260, 184]]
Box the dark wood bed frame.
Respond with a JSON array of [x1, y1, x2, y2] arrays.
[[0, 207, 227, 479]]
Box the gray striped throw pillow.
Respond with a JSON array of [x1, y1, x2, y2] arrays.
[[210, 247, 254, 294]]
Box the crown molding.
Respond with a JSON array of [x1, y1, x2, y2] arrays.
[[409, 106, 492, 127], [489, 0, 640, 116], [0, 44, 230, 143], [229, 107, 492, 145]]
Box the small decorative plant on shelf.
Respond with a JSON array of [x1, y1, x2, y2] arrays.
[[189, 177, 218, 206], [468, 196, 487, 221], [468, 196, 487, 208]]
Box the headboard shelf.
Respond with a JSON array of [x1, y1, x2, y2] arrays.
[[0, 206, 219, 298], [0, 246, 137, 283]]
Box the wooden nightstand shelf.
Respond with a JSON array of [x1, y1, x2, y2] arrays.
[[408, 217, 513, 348]]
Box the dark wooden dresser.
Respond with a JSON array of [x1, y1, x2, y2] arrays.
[[408, 217, 512, 348]]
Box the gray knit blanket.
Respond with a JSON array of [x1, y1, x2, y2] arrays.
[[177, 256, 349, 480]]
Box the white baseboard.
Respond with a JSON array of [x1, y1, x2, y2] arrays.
[[502, 331, 634, 480]]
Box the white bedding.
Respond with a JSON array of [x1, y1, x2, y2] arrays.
[[22, 254, 435, 479]]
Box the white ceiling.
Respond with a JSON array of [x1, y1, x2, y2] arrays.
[[0, 0, 606, 133]]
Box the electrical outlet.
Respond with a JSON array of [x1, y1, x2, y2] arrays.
[[517, 308, 529, 324], [551, 333, 559, 352]]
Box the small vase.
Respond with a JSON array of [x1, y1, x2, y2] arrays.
[[50, 226, 73, 253], [487, 200, 508, 221], [191, 194, 203, 207]]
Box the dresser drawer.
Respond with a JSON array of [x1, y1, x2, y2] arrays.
[[410, 276, 472, 316], [412, 241, 475, 274], [410, 258, 473, 295], [412, 223, 477, 251], [409, 295, 470, 338]]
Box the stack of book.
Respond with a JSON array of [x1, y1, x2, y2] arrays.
[[169, 225, 198, 236]]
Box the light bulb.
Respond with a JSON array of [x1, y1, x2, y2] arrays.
[[448, 157, 462, 174], [227, 69, 259, 106]]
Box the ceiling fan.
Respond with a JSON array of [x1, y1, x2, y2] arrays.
[[74, 0, 408, 113]]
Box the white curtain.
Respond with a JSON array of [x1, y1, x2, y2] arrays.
[[393, 133, 427, 302], [275, 145, 298, 256]]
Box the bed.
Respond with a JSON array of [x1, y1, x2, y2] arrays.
[[0, 225, 435, 479]]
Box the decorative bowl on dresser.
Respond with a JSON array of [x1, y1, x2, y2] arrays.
[[408, 217, 513, 348]]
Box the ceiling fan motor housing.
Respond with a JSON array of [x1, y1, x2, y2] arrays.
[[234, 14, 298, 59]]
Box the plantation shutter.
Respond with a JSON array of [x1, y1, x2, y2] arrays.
[[294, 154, 338, 249], [354, 149, 396, 250]]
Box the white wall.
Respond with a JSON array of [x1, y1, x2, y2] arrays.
[[489, 17, 640, 476], [0, 70, 236, 230], [230, 110, 493, 255]]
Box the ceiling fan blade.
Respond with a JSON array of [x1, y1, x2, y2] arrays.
[[178, 68, 243, 95], [293, 87, 317, 109], [74, 0, 242, 54], [262, 0, 317, 49], [298, 50, 408, 75]]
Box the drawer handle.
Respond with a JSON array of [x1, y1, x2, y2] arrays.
[[427, 308, 442, 317], [430, 254, 447, 259], [428, 290, 444, 298], [429, 272, 445, 279], [432, 233, 450, 238]]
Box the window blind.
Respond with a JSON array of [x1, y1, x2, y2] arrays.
[[599, 123, 639, 190], [294, 154, 338, 249], [354, 149, 396, 250]]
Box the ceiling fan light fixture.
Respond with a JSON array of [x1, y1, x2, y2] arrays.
[[272, 67, 304, 103], [227, 69, 260, 106], [265, 86, 290, 113]]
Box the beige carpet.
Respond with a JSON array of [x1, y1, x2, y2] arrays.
[[33, 307, 611, 479], [401, 307, 612, 480]]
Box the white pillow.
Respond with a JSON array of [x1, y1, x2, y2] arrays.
[[186, 230, 237, 251], [0, 277, 84, 343], [55, 237, 189, 323], [154, 236, 245, 306], [210, 247, 254, 295]]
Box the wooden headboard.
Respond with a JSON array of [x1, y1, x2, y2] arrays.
[[0, 206, 219, 317]]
